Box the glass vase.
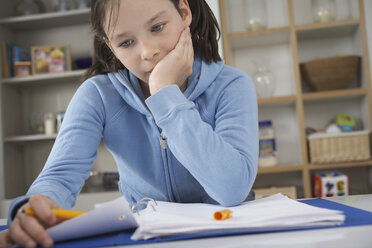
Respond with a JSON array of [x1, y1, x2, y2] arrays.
[[58, 0, 78, 11], [312, 0, 337, 23], [243, 0, 267, 31], [252, 59, 276, 99], [15, 0, 40, 16]]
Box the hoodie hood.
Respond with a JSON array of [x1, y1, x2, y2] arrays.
[[107, 55, 225, 115]]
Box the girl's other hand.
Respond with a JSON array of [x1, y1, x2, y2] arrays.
[[149, 27, 194, 95], [0, 195, 63, 248]]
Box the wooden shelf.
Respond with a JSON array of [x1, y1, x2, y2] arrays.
[[1, 69, 85, 86], [258, 95, 296, 106], [302, 88, 368, 102], [228, 28, 290, 49], [228, 26, 290, 39], [219, 0, 372, 198], [296, 19, 360, 41], [258, 164, 303, 174], [309, 160, 372, 170], [4, 134, 57, 143], [296, 18, 360, 32], [0, 9, 90, 30]]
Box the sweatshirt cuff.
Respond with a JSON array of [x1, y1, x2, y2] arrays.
[[145, 85, 192, 124], [7, 196, 30, 226]]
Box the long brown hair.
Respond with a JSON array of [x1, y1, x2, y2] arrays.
[[82, 0, 221, 82]]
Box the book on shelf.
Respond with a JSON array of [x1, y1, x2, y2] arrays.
[[1, 40, 13, 78], [1, 40, 31, 78]]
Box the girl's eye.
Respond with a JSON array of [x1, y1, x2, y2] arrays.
[[120, 39, 134, 48], [152, 23, 164, 32]]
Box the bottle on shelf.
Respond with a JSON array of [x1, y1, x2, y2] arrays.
[[243, 0, 267, 31], [258, 120, 278, 168], [312, 0, 337, 23], [44, 112, 56, 135], [252, 59, 276, 99], [15, 0, 41, 16], [58, 0, 78, 12]]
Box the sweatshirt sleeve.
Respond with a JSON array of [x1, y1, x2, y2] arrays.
[[8, 81, 105, 223], [145, 75, 258, 207]]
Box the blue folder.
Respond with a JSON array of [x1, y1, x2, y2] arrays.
[[1, 198, 372, 247]]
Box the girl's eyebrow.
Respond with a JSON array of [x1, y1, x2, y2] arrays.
[[112, 10, 167, 42]]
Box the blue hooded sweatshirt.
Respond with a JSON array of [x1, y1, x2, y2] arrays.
[[8, 56, 258, 222]]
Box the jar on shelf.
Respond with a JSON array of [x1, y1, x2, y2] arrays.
[[258, 120, 278, 168], [243, 0, 267, 31], [252, 59, 276, 99], [58, 0, 78, 12], [312, 0, 337, 23], [44, 112, 56, 135], [42, 0, 59, 12], [15, 0, 40, 16]]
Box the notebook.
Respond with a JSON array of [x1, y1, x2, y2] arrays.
[[46, 193, 345, 242]]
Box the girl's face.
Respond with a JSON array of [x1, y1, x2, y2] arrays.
[[105, 0, 192, 84]]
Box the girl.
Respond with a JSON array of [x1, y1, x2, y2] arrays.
[[0, 0, 258, 247]]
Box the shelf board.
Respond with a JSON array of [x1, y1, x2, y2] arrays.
[[302, 88, 368, 102], [258, 164, 303, 174], [4, 134, 57, 143], [0, 9, 90, 30], [228, 27, 290, 49], [296, 19, 360, 41], [1, 69, 85, 85], [227, 26, 290, 39], [258, 95, 296, 106], [309, 160, 372, 170]]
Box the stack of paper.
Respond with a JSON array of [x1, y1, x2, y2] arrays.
[[47, 193, 345, 242], [132, 193, 345, 240]]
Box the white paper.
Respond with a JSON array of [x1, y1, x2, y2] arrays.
[[47, 196, 138, 242], [46, 193, 345, 242], [132, 194, 345, 240]]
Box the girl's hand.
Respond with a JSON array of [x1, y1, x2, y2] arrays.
[[149, 27, 194, 95], [0, 195, 63, 248]]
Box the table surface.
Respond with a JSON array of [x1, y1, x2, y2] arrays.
[[108, 194, 372, 248], [1, 195, 372, 248]]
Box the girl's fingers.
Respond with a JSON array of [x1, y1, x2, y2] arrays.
[[19, 214, 53, 248], [186, 28, 194, 60], [28, 195, 58, 227], [0, 230, 13, 248], [9, 219, 36, 248]]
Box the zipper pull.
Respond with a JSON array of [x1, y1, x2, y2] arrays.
[[160, 131, 167, 149]]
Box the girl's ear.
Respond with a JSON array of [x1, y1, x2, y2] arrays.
[[179, 0, 192, 27]]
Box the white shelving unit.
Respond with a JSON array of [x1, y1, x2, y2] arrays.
[[0, 2, 117, 202], [220, 0, 372, 198]]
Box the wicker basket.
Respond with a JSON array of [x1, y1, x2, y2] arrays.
[[308, 130, 371, 164], [300, 55, 360, 91]]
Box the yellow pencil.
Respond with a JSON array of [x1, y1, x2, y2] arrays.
[[22, 208, 86, 220]]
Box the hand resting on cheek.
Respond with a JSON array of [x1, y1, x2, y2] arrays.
[[149, 27, 194, 95]]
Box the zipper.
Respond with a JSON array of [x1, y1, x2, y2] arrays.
[[159, 130, 174, 201], [160, 131, 168, 149]]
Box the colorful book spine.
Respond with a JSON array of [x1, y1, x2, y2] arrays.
[[1, 41, 9, 78], [1, 40, 14, 78]]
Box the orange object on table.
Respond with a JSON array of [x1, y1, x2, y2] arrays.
[[214, 209, 232, 221]]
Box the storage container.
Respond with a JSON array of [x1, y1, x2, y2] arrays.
[[300, 55, 360, 91], [308, 130, 371, 164]]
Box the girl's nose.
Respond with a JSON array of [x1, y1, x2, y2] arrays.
[[140, 40, 160, 60]]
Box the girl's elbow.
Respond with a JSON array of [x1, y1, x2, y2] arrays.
[[216, 189, 249, 207], [215, 181, 252, 207]]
